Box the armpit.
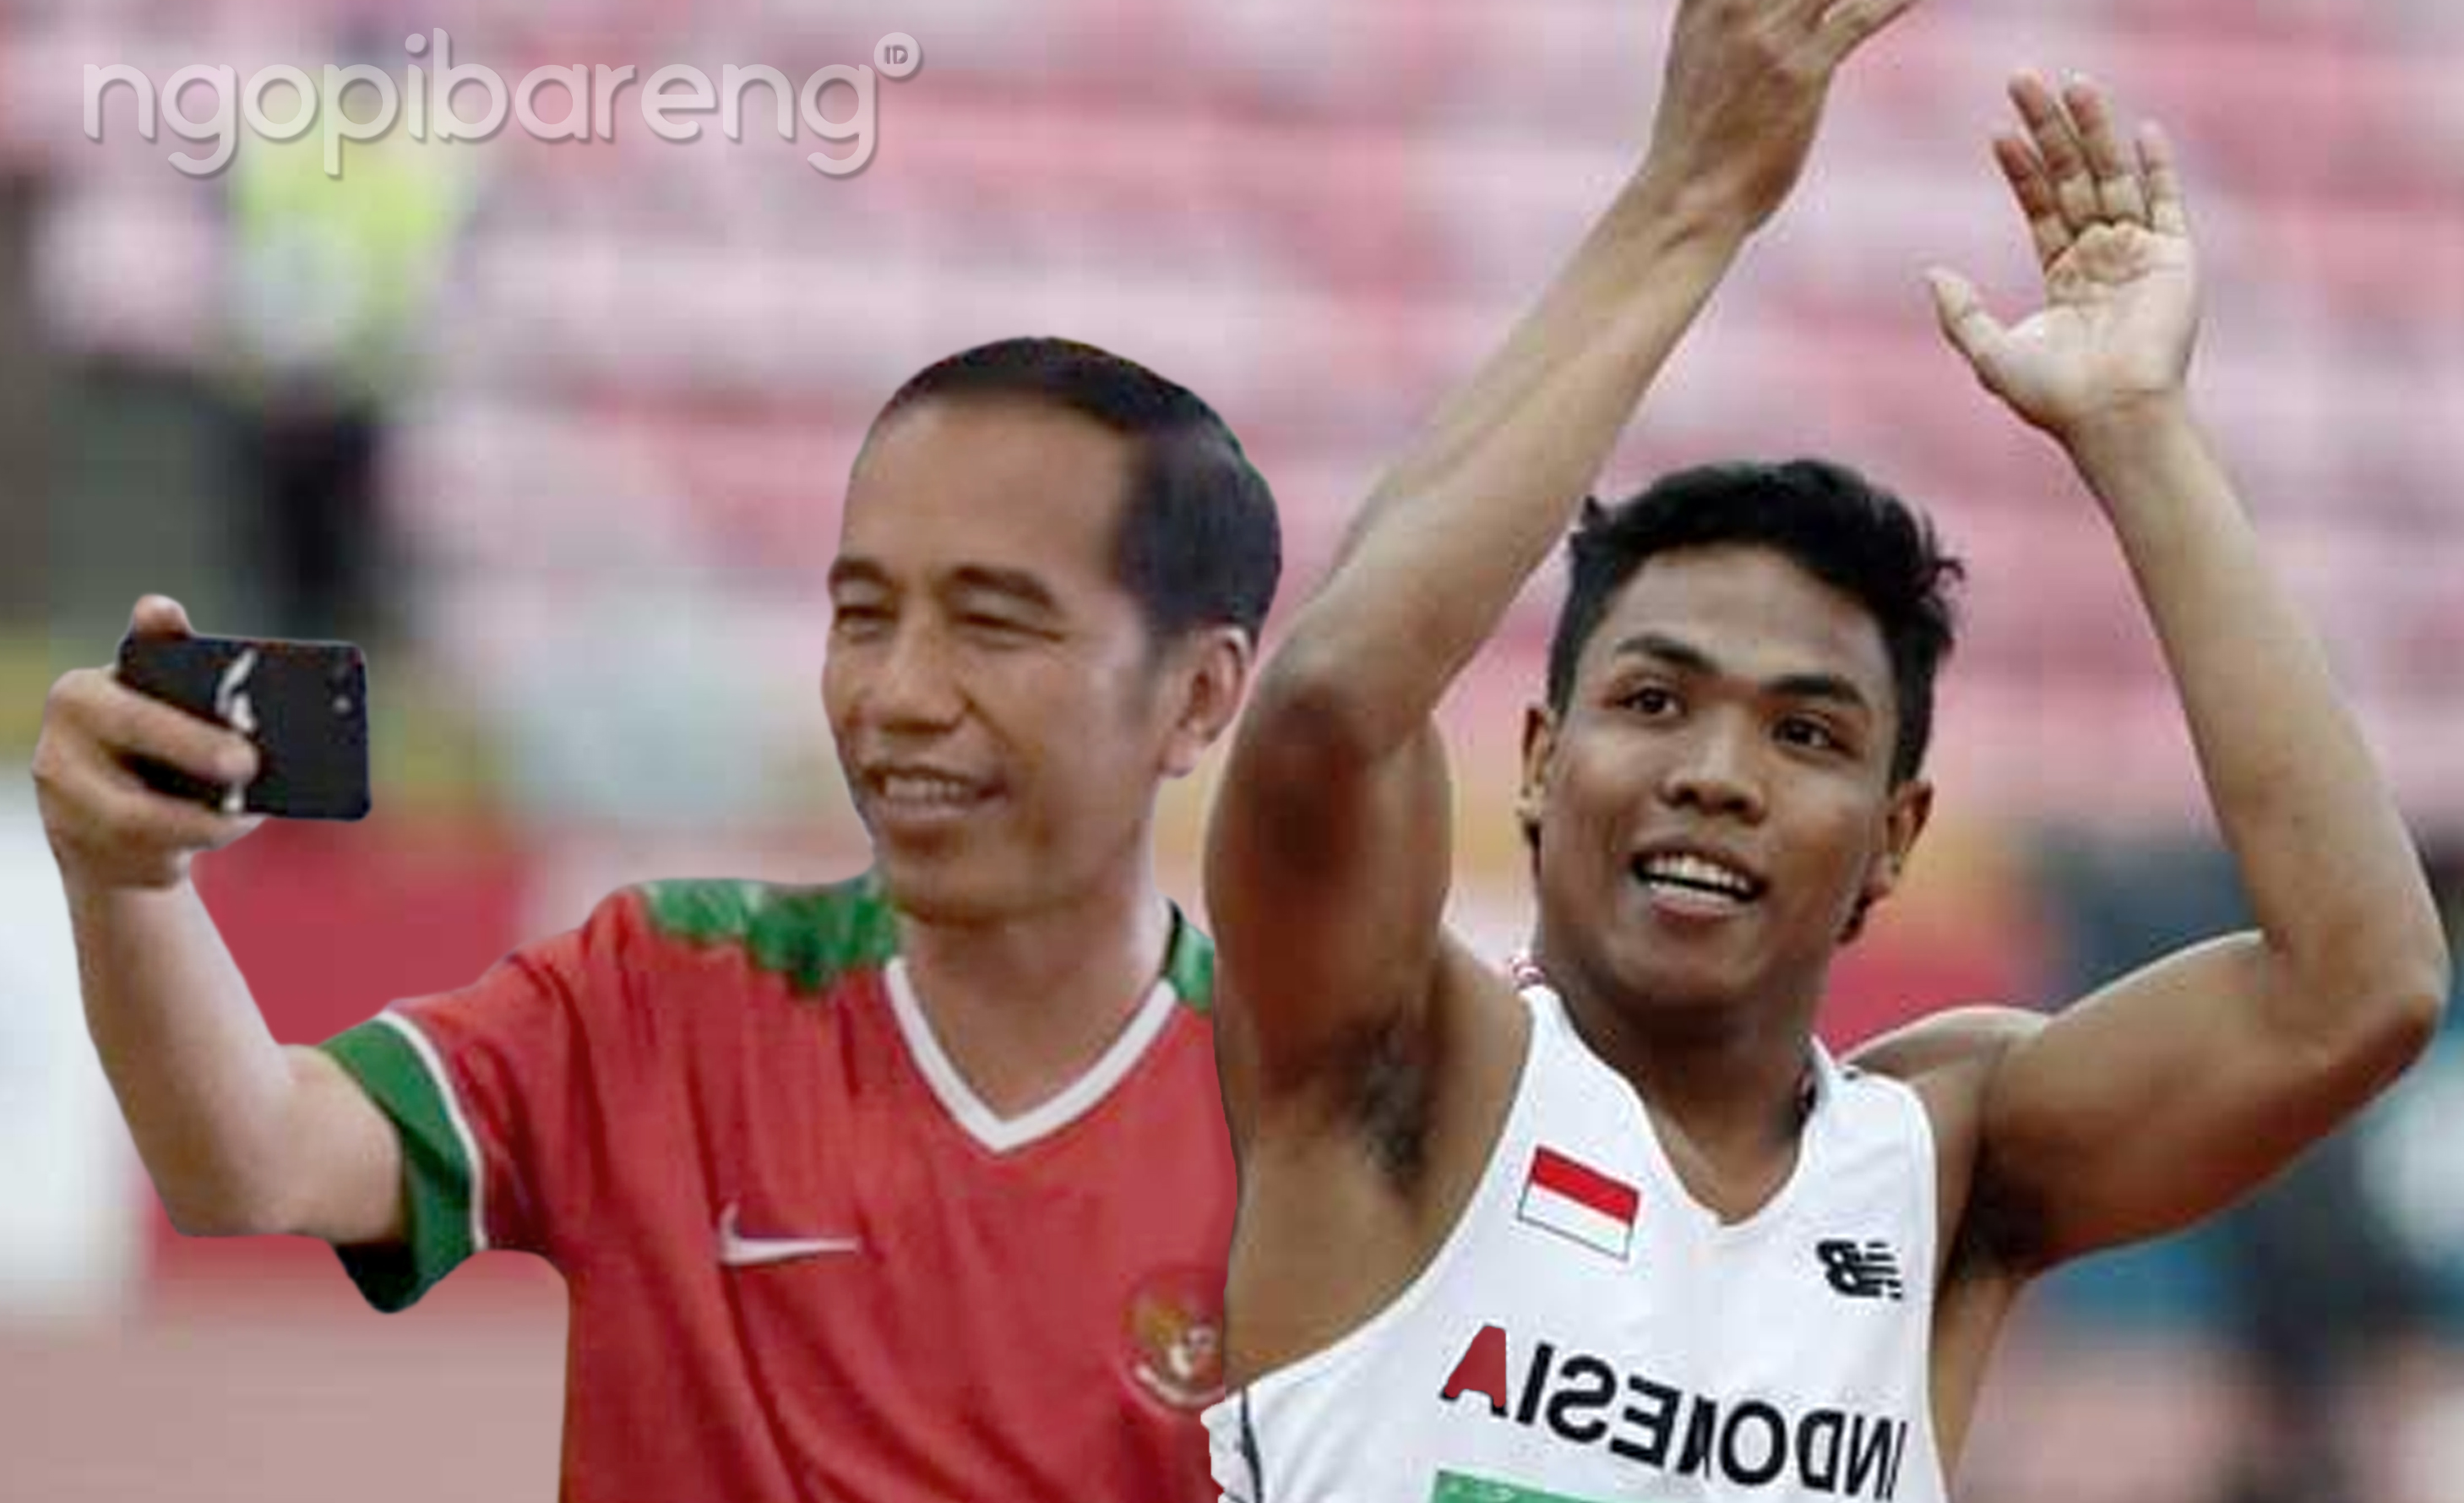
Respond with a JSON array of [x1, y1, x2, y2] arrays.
[[1353, 1019, 1434, 1190]]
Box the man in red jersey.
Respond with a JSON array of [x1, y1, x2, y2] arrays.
[[32, 337, 1281, 1500]]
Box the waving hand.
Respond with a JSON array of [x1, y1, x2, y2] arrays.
[[1929, 74, 2200, 445]]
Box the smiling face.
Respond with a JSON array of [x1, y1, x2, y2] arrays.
[[824, 397, 1222, 924], [1521, 544, 1932, 1027]]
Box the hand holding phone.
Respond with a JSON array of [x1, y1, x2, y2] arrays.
[[115, 631, 373, 822]]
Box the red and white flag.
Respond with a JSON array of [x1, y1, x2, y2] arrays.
[[1516, 1146, 1640, 1261]]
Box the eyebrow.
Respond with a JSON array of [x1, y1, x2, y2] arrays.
[[1607, 631, 1874, 715], [824, 559, 1061, 618], [827, 558, 889, 593], [946, 565, 1062, 616]]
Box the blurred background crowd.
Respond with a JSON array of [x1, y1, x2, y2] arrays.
[[2, 0, 2461, 1499]]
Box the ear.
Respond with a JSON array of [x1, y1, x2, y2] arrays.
[[1518, 702, 1559, 850], [1851, 777, 1933, 932], [1157, 626, 1255, 780]]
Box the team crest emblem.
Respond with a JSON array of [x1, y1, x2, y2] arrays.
[[1123, 1266, 1226, 1411]]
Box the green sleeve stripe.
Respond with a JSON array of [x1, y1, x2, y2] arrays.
[[318, 1013, 485, 1312], [369, 1012, 490, 1255]]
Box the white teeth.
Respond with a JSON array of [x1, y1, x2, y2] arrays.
[[1641, 852, 1756, 898], [878, 773, 980, 805]]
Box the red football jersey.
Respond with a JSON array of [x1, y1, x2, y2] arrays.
[[319, 874, 1234, 1502]]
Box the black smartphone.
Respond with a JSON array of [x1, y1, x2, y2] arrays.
[[115, 634, 373, 821]]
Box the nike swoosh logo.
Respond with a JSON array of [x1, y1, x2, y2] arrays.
[[715, 1202, 863, 1267]]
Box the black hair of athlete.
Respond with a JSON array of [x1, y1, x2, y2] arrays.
[[1543, 458, 1964, 788], [878, 337, 1283, 646]]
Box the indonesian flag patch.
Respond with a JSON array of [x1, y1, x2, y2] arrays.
[[1516, 1146, 1640, 1261]]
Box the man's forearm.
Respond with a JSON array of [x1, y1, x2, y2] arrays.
[[2075, 406, 2450, 1017], [1267, 175, 1750, 755], [68, 878, 311, 1234]]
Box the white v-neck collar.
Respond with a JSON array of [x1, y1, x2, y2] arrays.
[[1523, 982, 1837, 1238], [884, 956, 1182, 1155]]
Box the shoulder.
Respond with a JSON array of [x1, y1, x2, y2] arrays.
[[1847, 1004, 2043, 1087], [1846, 1005, 2045, 1257], [1844, 1005, 2043, 1182], [630, 870, 901, 997]]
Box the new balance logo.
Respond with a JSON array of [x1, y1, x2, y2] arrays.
[[1815, 1239, 1904, 1300]]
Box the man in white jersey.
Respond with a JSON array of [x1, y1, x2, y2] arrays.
[[1199, 0, 2451, 1498]]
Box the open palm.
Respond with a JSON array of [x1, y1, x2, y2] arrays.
[[1933, 75, 2201, 441]]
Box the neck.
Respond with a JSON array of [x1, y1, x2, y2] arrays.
[[897, 853, 1175, 1120], [1523, 943, 1822, 1207]]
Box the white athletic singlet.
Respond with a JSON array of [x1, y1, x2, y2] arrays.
[[1205, 984, 1946, 1503]]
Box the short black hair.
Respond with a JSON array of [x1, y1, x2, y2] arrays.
[[1545, 459, 1963, 785], [878, 337, 1282, 645]]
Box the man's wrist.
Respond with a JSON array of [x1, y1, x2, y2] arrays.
[[59, 855, 194, 911], [2061, 390, 2203, 480], [2062, 392, 2236, 547], [1616, 163, 1760, 264]]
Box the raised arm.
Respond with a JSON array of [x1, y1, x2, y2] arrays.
[[1927, 77, 2450, 1268], [1207, 0, 1920, 1120], [33, 597, 405, 1244]]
